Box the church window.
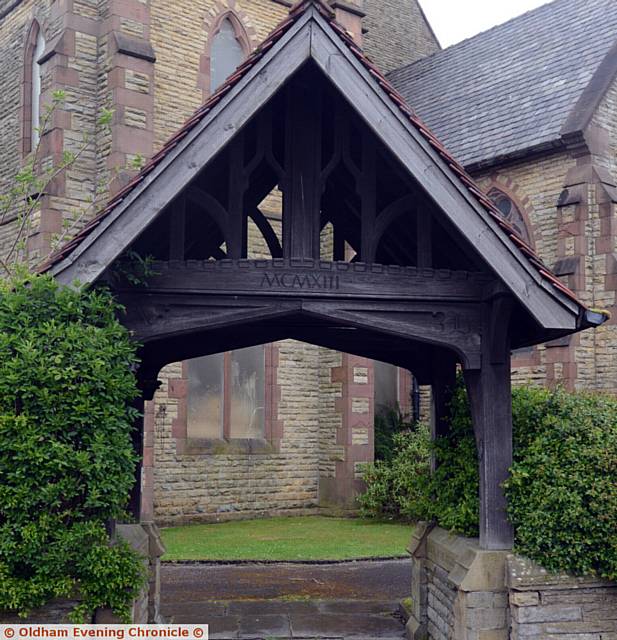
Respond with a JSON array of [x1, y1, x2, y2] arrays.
[[23, 22, 45, 154], [374, 360, 399, 416], [487, 188, 531, 244], [210, 17, 247, 94], [187, 346, 266, 440]]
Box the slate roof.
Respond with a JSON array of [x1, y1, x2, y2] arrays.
[[40, 0, 588, 315], [388, 0, 617, 170]]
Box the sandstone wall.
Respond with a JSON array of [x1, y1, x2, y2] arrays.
[[152, 346, 327, 525], [508, 555, 617, 640], [363, 0, 440, 74], [0, 0, 47, 257], [407, 525, 617, 640]]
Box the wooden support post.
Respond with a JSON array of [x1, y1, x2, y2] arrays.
[[169, 193, 186, 261], [430, 349, 457, 470], [417, 210, 432, 268], [283, 80, 322, 259], [333, 225, 346, 261], [227, 135, 246, 259], [464, 297, 514, 550], [359, 133, 377, 263]]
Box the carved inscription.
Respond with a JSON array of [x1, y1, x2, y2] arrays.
[[260, 272, 340, 291]]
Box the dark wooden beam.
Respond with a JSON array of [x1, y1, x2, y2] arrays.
[[359, 132, 377, 263], [169, 193, 186, 261], [129, 259, 490, 302], [249, 207, 283, 258], [227, 134, 247, 259], [464, 296, 514, 550], [283, 79, 322, 259], [417, 209, 432, 268]]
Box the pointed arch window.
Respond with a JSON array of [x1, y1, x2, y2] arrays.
[[23, 22, 45, 155], [487, 188, 531, 245], [210, 16, 247, 94]]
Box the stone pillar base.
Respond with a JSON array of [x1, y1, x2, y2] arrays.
[[107, 522, 166, 623], [407, 523, 509, 640]]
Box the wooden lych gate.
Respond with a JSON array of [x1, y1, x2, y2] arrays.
[[44, 0, 603, 550]]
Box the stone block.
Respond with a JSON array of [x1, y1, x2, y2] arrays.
[[510, 591, 540, 607], [466, 591, 495, 608], [465, 606, 507, 630], [515, 604, 582, 624], [477, 630, 508, 640]]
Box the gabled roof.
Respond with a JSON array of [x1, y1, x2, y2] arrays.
[[41, 0, 598, 333], [388, 0, 617, 170]]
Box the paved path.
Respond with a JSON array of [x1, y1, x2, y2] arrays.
[[161, 560, 410, 639]]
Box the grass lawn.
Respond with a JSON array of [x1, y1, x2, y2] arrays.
[[161, 516, 412, 561]]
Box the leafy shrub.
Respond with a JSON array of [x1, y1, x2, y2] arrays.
[[0, 273, 146, 621], [361, 381, 617, 580], [359, 424, 431, 520], [374, 407, 414, 462], [506, 387, 617, 581]]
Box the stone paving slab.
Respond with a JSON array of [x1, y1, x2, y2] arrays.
[[290, 612, 405, 639], [160, 561, 409, 639], [161, 560, 411, 603], [166, 600, 406, 639]]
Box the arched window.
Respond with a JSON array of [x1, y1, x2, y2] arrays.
[[31, 28, 45, 149], [23, 21, 45, 155], [210, 16, 247, 93], [487, 188, 531, 244]]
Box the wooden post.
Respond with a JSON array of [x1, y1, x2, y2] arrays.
[[169, 193, 186, 261], [359, 133, 376, 263], [464, 297, 514, 550], [283, 80, 322, 259], [430, 350, 457, 469], [227, 135, 247, 259]]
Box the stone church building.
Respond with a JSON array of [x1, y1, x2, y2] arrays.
[[0, 0, 616, 526]]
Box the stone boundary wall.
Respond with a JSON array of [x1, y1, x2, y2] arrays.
[[508, 555, 617, 640], [407, 524, 617, 640]]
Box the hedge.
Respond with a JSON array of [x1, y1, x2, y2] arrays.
[[0, 273, 146, 621], [360, 382, 617, 581]]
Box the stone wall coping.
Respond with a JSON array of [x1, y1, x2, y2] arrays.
[[116, 523, 150, 557], [407, 521, 433, 557], [413, 525, 509, 593], [507, 554, 616, 591]]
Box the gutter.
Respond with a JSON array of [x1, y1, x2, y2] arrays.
[[580, 308, 611, 330]]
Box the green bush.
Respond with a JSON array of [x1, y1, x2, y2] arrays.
[[359, 424, 431, 520], [0, 273, 146, 621], [506, 387, 617, 580], [374, 407, 414, 462], [361, 381, 617, 581]]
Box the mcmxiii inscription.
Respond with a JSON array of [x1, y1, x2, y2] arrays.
[[260, 272, 340, 291]]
